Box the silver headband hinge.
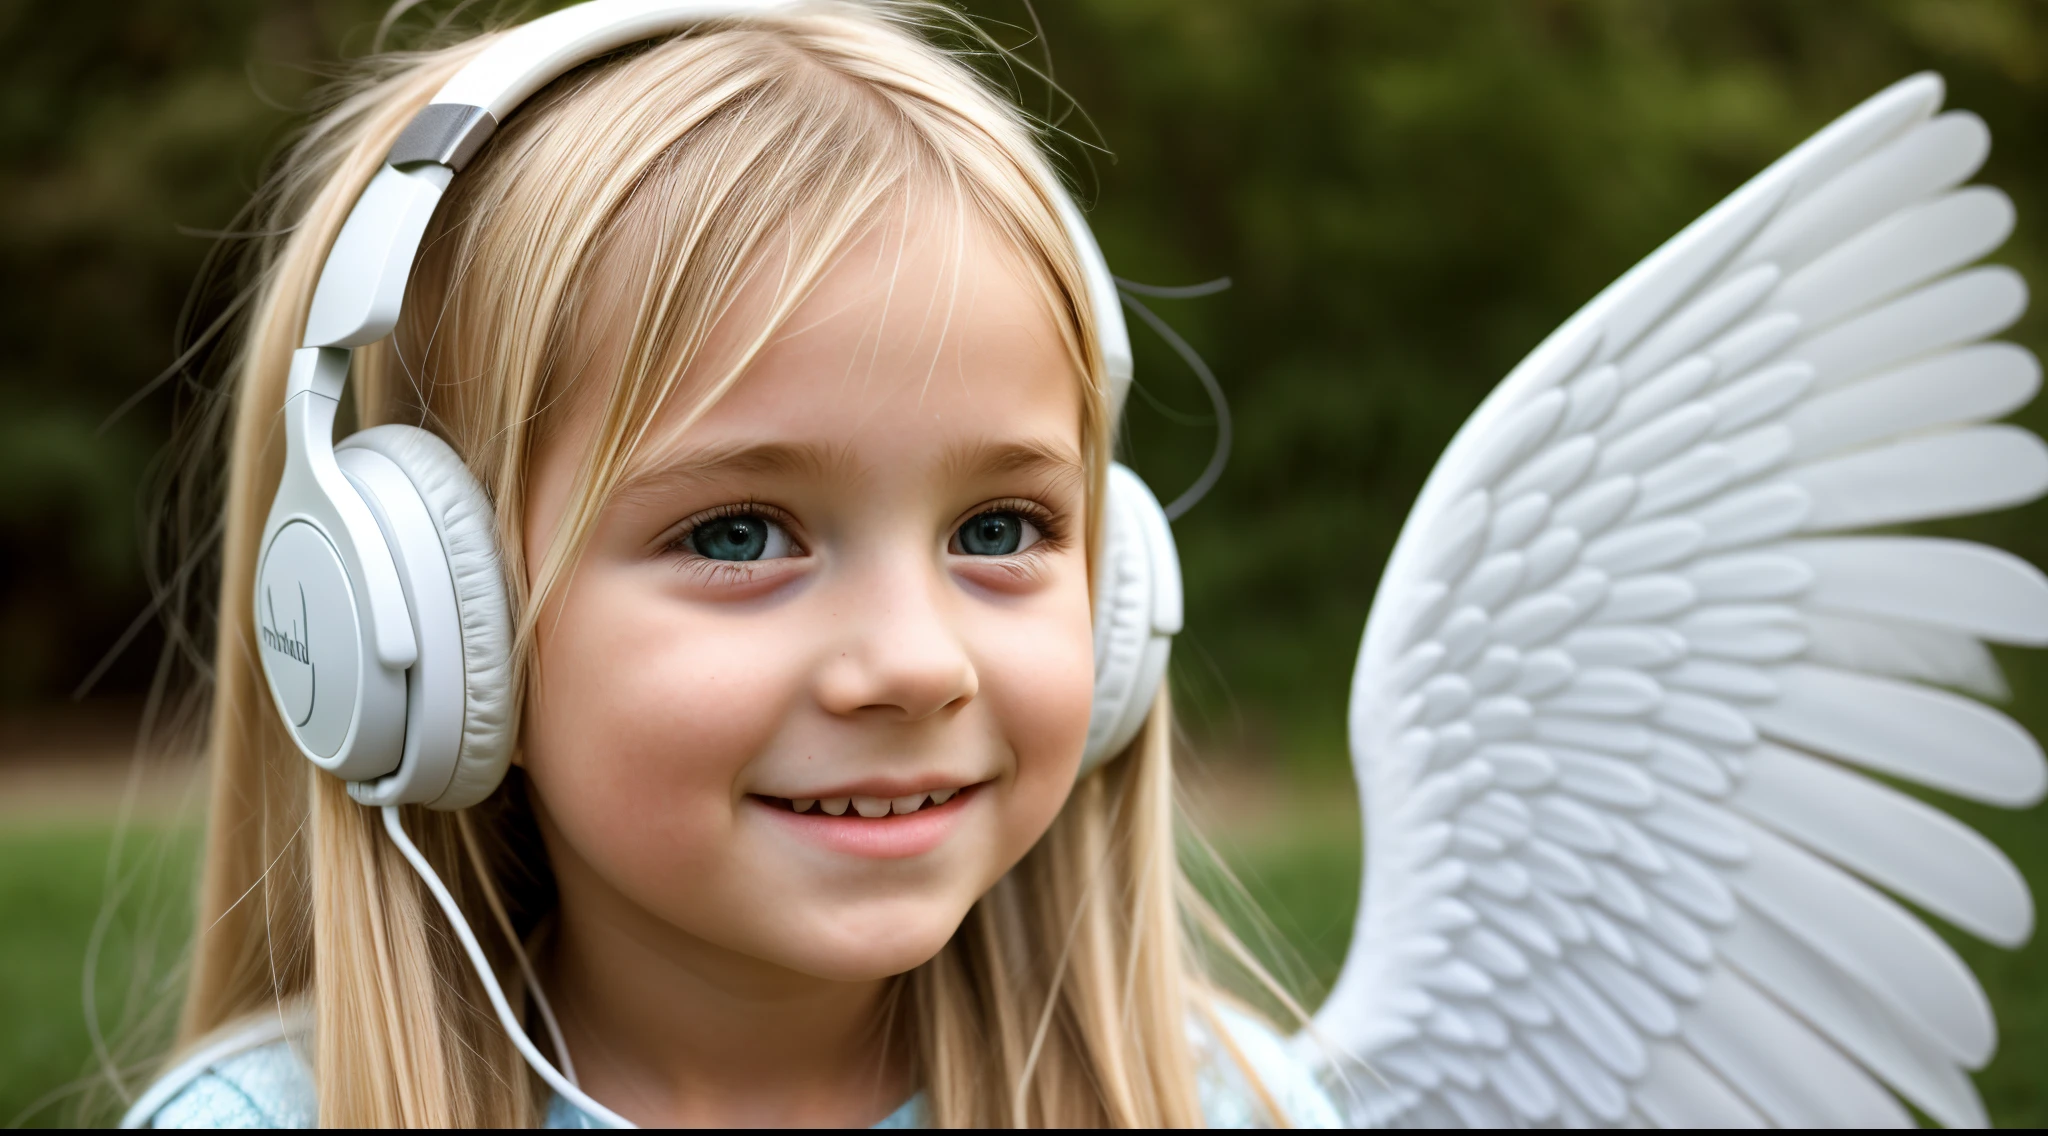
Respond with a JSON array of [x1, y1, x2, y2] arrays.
[[387, 104, 499, 172]]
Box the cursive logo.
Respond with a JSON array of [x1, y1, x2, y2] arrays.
[[260, 583, 316, 726]]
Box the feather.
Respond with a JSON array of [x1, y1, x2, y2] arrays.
[[1786, 342, 2039, 462], [1707, 360, 1813, 437], [1486, 1048, 1561, 1122], [1466, 390, 1568, 494], [1533, 968, 1649, 1077], [1791, 423, 2048, 530], [1788, 534, 2048, 645], [1486, 492, 1554, 554], [1559, 365, 1624, 436], [1733, 742, 2031, 946], [1717, 909, 1989, 1128], [1688, 482, 1811, 551], [1606, 357, 1718, 439], [1421, 490, 1492, 583], [1573, 953, 1679, 1036], [1633, 1040, 1768, 1128], [1772, 187, 2013, 329], [1658, 659, 1777, 703], [1642, 735, 1734, 796], [1514, 648, 1579, 698], [1738, 110, 1989, 276], [1527, 1028, 1631, 1121], [1675, 605, 1806, 661], [1562, 626, 1688, 668], [1606, 813, 1675, 872], [1597, 404, 1719, 478], [1621, 267, 1779, 383], [1453, 550, 1525, 612], [1591, 575, 1698, 624], [1582, 519, 1706, 576], [1753, 663, 2046, 805], [1500, 435, 1600, 503], [1473, 742, 1556, 790], [1801, 611, 2007, 698], [1706, 312, 1802, 378], [1730, 823, 1994, 1067], [1553, 474, 1640, 537], [1442, 1085, 1513, 1127], [1592, 172, 1791, 367], [1683, 550, 1812, 602], [1682, 966, 1914, 1127], [1628, 444, 1738, 520], [1545, 670, 1664, 719], [1796, 265, 2026, 391], [1766, 72, 1945, 213]]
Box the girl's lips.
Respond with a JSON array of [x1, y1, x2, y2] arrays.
[[752, 783, 980, 859]]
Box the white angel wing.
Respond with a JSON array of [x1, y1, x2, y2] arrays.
[[1312, 72, 2048, 1128]]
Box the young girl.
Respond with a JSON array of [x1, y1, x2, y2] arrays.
[[124, 0, 1340, 1127]]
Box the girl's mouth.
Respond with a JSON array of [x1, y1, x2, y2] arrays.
[[749, 783, 982, 858], [756, 785, 967, 818]]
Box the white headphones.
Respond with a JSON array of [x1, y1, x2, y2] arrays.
[[255, 0, 1182, 813]]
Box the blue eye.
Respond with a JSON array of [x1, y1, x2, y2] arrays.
[[688, 514, 792, 561], [954, 511, 1040, 556]]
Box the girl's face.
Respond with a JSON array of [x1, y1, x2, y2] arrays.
[[521, 211, 1096, 984]]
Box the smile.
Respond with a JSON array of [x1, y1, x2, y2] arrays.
[[769, 787, 959, 817], [750, 783, 983, 859]]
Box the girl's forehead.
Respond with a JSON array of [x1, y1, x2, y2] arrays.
[[622, 208, 1085, 484]]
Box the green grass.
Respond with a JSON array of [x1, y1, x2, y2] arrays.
[[0, 823, 198, 1128], [2, 808, 2042, 1127]]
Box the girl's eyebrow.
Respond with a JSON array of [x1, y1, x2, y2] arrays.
[[613, 441, 851, 502], [612, 437, 1083, 505], [941, 438, 1086, 489]]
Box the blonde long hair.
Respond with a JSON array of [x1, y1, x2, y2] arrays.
[[173, 2, 1297, 1126]]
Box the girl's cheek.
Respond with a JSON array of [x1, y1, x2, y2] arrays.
[[522, 564, 798, 870], [985, 604, 1095, 786]]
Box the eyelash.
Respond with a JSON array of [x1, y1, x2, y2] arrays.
[[660, 497, 1070, 581], [960, 498, 1069, 557], [664, 501, 804, 582]]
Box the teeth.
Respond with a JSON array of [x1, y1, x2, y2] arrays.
[[791, 799, 815, 813], [891, 794, 926, 815], [820, 798, 849, 816], [851, 795, 892, 818], [930, 788, 956, 805]]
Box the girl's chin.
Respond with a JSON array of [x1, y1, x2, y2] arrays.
[[755, 909, 969, 984]]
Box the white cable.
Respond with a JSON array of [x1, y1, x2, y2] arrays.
[[381, 806, 635, 1128], [513, 923, 580, 1085]]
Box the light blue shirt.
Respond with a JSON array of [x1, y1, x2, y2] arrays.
[[138, 1005, 1341, 1128]]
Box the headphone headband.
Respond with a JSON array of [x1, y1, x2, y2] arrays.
[[300, 0, 1133, 414]]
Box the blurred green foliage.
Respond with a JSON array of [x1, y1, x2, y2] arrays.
[[8, 0, 2048, 767], [0, 824, 198, 1127]]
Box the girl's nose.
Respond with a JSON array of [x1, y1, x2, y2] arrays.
[[813, 575, 978, 722]]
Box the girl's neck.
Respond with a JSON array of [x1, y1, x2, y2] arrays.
[[541, 863, 913, 1128]]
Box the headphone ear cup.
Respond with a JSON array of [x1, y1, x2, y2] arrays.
[[1082, 464, 1183, 774], [336, 425, 515, 809]]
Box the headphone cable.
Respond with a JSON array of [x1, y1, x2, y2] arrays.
[[1113, 278, 1233, 522], [381, 806, 635, 1129]]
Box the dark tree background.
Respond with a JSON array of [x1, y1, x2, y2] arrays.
[[5, 0, 2047, 769]]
